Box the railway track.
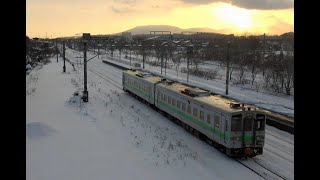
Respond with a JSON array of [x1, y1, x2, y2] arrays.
[[235, 158, 287, 180], [65, 54, 123, 90], [264, 141, 294, 157], [265, 128, 294, 145]]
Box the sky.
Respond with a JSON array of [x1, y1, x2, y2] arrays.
[[26, 0, 294, 38]]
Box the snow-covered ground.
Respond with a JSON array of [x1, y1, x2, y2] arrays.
[[27, 50, 293, 179]]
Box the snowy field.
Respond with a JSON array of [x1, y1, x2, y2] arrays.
[[26, 53, 294, 180]]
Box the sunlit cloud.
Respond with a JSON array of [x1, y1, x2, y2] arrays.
[[180, 0, 294, 10]]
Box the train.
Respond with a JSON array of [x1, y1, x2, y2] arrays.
[[122, 69, 265, 157]]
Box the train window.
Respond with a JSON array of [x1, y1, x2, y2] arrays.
[[244, 118, 253, 131], [164, 95, 167, 102], [207, 114, 211, 124], [193, 108, 198, 117], [255, 114, 265, 131], [187, 105, 191, 114], [256, 121, 261, 130], [161, 93, 163, 100], [231, 114, 242, 132], [182, 103, 186, 111], [214, 115, 220, 128], [172, 98, 176, 106], [255, 120, 265, 131], [168, 96, 171, 104], [177, 101, 181, 109], [200, 111, 204, 121]]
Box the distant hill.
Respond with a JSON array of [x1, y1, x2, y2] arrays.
[[122, 25, 224, 35], [280, 32, 294, 38]]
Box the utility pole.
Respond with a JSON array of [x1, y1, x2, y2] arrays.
[[262, 33, 266, 76], [161, 46, 164, 74], [80, 33, 90, 102], [187, 45, 193, 83], [142, 44, 145, 69], [93, 42, 96, 54], [98, 45, 100, 58], [63, 40, 66, 72], [164, 45, 168, 75], [105, 45, 107, 59], [119, 46, 121, 62], [83, 41, 88, 102], [56, 40, 58, 62], [226, 41, 230, 95], [129, 44, 132, 66], [111, 46, 114, 60]]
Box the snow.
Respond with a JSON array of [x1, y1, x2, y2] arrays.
[[26, 122, 57, 138], [26, 64, 32, 70], [27, 50, 294, 180], [26, 57, 262, 180]]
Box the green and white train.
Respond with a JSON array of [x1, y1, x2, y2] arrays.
[[122, 69, 265, 157]]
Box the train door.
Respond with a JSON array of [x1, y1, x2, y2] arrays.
[[148, 86, 151, 103], [214, 112, 221, 144], [242, 113, 255, 147], [222, 114, 228, 145], [156, 89, 159, 106]]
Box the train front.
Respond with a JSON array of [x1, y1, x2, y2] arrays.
[[229, 108, 265, 157]]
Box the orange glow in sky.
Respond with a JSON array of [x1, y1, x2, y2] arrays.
[[26, 0, 294, 38]]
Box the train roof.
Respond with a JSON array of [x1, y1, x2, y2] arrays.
[[125, 69, 261, 114], [158, 81, 259, 114], [124, 69, 162, 84]]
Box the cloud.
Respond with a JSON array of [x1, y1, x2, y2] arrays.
[[110, 6, 122, 13], [110, 6, 137, 13], [180, 0, 294, 10], [113, 0, 137, 6]]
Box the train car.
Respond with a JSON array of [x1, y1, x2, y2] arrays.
[[154, 80, 265, 157], [122, 69, 161, 105], [122, 69, 265, 157]]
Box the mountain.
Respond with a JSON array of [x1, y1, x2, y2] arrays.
[[280, 32, 294, 38], [122, 25, 225, 35]]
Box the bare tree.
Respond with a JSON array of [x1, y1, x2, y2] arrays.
[[283, 55, 294, 95], [172, 52, 183, 78]]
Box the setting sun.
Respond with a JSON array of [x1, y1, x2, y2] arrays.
[[213, 4, 252, 30]]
